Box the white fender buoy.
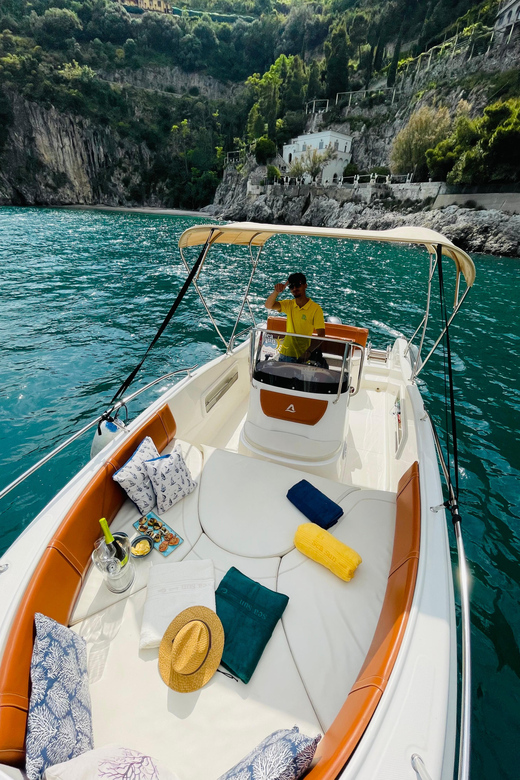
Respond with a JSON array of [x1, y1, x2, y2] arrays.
[[90, 420, 121, 459]]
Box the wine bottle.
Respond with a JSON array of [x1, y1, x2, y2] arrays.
[[99, 517, 128, 567]]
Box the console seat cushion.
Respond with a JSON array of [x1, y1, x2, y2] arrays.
[[198, 448, 356, 558], [278, 489, 396, 730], [70, 440, 204, 625], [73, 542, 321, 780]]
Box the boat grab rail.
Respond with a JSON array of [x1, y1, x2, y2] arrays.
[[0, 365, 197, 504], [429, 416, 472, 780], [228, 325, 254, 353]]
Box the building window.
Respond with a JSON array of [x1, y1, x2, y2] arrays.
[[334, 140, 339, 150], [289, 153, 292, 163], [302, 144, 307, 151], [319, 140, 324, 149]]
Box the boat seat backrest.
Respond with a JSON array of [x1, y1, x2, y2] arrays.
[[0, 405, 177, 767], [266, 316, 369, 351], [307, 461, 420, 779]]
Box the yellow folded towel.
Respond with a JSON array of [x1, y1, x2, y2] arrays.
[[294, 523, 362, 581]]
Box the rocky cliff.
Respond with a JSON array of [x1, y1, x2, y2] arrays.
[[0, 92, 149, 206], [101, 65, 243, 101], [206, 167, 520, 257]]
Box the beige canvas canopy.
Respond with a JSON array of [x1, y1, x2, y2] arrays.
[[179, 222, 476, 287]]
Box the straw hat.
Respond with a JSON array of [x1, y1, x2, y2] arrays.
[[158, 606, 224, 693]]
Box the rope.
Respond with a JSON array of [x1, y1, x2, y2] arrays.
[[109, 232, 214, 407], [436, 244, 461, 515]]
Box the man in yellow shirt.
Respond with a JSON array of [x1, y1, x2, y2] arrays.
[[264, 272, 326, 362]]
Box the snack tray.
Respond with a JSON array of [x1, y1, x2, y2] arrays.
[[132, 511, 184, 557]]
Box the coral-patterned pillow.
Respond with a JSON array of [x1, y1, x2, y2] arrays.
[[43, 745, 180, 779], [216, 727, 321, 780]]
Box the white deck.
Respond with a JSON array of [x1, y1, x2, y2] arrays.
[[70, 442, 397, 780]]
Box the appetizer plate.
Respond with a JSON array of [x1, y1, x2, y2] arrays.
[[132, 511, 184, 557]]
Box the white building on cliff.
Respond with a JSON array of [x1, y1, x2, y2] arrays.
[[282, 131, 353, 184]]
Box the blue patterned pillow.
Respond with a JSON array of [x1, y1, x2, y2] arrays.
[[26, 614, 93, 780], [144, 445, 196, 514], [217, 727, 321, 780], [112, 436, 160, 514]]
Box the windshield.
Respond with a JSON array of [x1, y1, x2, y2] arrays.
[[251, 329, 351, 396]]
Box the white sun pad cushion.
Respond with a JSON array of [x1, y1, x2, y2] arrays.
[[278, 489, 396, 730], [73, 583, 321, 780], [198, 448, 356, 558]]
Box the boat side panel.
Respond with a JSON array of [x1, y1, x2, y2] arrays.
[[168, 348, 250, 446], [307, 462, 420, 779], [337, 383, 455, 780]]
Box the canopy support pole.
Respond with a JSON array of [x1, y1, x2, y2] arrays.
[[179, 245, 229, 350], [414, 286, 470, 378], [227, 240, 263, 353], [406, 251, 437, 373]]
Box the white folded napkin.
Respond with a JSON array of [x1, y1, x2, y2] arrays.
[[140, 559, 216, 650]]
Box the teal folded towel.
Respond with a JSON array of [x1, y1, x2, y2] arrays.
[[287, 479, 343, 529], [215, 567, 289, 684]]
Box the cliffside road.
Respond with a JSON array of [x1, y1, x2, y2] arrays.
[[208, 169, 520, 257], [96, 76, 183, 100]]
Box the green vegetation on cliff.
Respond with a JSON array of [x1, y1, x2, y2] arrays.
[[0, 0, 516, 205]]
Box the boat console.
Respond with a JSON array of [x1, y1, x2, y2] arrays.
[[240, 320, 368, 477]]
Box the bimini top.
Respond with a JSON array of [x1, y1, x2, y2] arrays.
[[179, 222, 476, 287]]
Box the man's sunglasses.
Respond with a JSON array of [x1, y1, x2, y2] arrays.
[[288, 281, 303, 289]]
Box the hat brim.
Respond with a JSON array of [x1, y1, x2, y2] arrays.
[[158, 606, 224, 693]]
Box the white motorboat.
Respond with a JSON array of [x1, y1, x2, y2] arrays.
[[0, 223, 474, 780]]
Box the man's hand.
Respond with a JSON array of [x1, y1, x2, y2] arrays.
[[264, 281, 287, 311]]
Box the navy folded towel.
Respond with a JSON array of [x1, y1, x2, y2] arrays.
[[287, 479, 343, 529]]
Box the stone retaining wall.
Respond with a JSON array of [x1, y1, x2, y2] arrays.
[[434, 192, 520, 214]]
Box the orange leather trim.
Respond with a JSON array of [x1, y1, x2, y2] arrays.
[[310, 686, 382, 778], [0, 404, 177, 766], [0, 548, 82, 766], [307, 461, 421, 779], [266, 317, 369, 348], [260, 390, 328, 426]]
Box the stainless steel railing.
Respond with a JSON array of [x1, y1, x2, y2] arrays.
[[429, 417, 472, 780], [249, 327, 365, 401], [0, 366, 197, 503]]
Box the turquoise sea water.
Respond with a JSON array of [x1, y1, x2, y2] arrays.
[[0, 206, 519, 778]]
